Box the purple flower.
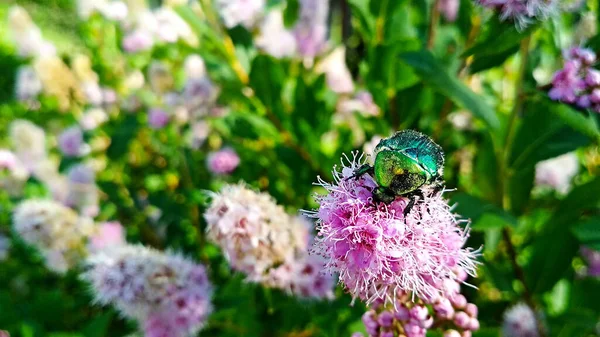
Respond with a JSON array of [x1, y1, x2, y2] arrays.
[[548, 60, 585, 103], [84, 245, 213, 336], [148, 108, 170, 129], [476, 0, 559, 28], [308, 152, 478, 305], [206, 148, 240, 175], [58, 126, 85, 157]]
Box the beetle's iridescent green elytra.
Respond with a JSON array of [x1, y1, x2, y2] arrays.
[[351, 130, 444, 203]]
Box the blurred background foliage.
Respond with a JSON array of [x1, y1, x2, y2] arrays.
[[0, 0, 599, 336]]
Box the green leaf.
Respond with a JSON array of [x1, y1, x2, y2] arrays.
[[469, 45, 520, 74], [107, 114, 140, 159], [547, 100, 600, 140], [248, 55, 286, 118], [527, 177, 600, 294], [283, 0, 299, 28], [473, 133, 500, 202], [347, 0, 375, 39], [545, 177, 600, 232], [399, 50, 500, 130], [463, 17, 534, 57], [506, 167, 534, 215], [571, 217, 600, 249], [451, 193, 517, 226], [509, 101, 590, 171]]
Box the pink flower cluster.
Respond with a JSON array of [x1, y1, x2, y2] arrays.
[[205, 184, 335, 299], [206, 148, 240, 175], [475, 0, 559, 28], [548, 47, 600, 113], [84, 245, 212, 337], [309, 153, 478, 305], [354, 279, 480, 337]]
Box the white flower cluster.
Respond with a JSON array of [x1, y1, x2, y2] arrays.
[[13, 199, 95, 273], [205, 184, 335, 299], [83, 245, 212, 337]]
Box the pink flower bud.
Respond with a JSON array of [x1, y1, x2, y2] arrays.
[[394, 305, 410, 321], [450, 294, 467, 309], [434, 298, 455, 319], [454, 311, 470, 329], [443, 330, 461, 337], [468, 317, 480, 331], [586, 69, 600, 87], [465, 303, 478, 317], [378, 311, 394, 328], [362, 311, 379, 329], [410, 305, 429, 321]]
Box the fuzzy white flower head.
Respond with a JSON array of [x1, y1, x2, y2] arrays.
[[204, 184, 308, 281], [256, 10, 297, 59], [9, 119, 47, 172], [535, 152, 579, 194], [83, 244, 213, 336], [184, 54, 206, 80], [152, 7, 195, 44], [316, 47, 355, 94], [502, 303, 539, 337], [217, 0, 266, 29], [80, 108, 109, 130], [13, 199, 95, 273]]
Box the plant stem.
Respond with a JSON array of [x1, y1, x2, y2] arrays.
[[427, 0, 441, 49]]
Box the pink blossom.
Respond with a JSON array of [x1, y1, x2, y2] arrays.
[[439, 0, 460, 22], [308, 152, 478, 305], [206, 148, 240, 175], [122, 30, 154, 53], [148, 108, 170, 129], [90, 222, 125, 251]]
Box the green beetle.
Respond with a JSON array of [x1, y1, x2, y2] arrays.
[[349, 129, 445, 205]]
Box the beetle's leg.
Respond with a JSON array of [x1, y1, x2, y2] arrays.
[[403, 189, 424, 217], [373, 187, 395, 203], [345, 164, 374, 181]]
